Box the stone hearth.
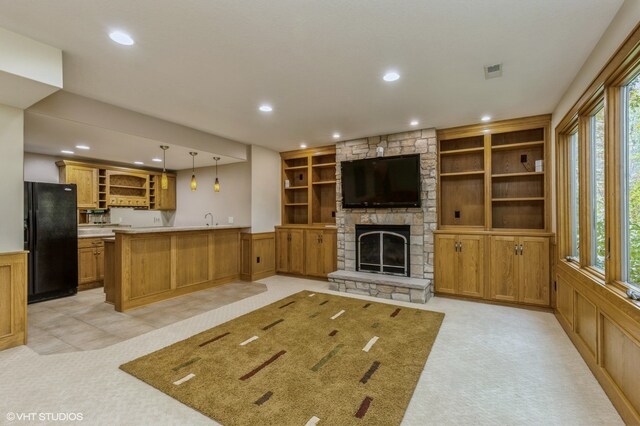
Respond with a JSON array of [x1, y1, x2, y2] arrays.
[[328, 129, 437, 304]]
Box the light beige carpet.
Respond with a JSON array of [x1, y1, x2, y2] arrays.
[[120, 290, 444, 425]]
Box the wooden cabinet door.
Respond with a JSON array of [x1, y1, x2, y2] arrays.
[[214, 230, 240, 280], [305, 230, 323, 277], [490, 236, 518, 302], [67, 166, 98, 208], [457, 235, 484, 298], [156, 175, 176, 210], [276, 229, 290, 273], [288, 229, 305, 275], [78, 247, 98, 284], [435, 234, 457, 294], [518, 237, 550, 306], [95, 246, 104, 281], [321, 230, 337, 276]]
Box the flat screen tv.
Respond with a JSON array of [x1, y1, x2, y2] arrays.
[[341, 154, 421, 208]]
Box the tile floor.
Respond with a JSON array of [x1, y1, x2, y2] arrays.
[[27, 281, 267, 355], [0, 275, 624, 425]]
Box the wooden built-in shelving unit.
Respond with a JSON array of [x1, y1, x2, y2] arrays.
[[281, 145, 336, 226], [434, 114, 553, 308]]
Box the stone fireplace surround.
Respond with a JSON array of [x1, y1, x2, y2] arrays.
[[328, 128, 437, 304]]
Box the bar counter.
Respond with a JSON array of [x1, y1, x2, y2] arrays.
[[106, 226, 249, 311]]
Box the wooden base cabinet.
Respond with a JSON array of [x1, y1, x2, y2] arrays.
[[276, 226, 337, 278], [435, 234, 484, 298], [489, 236, 550, 306], [276, 228, 305, 275], [305, 229, 337, 278], [78, 238, 105, 289], [0, 252, 27, 351]]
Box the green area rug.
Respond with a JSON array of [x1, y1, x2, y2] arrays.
[[120, 290, 444, 425]]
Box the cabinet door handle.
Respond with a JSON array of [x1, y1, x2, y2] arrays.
[[459, 241, 462, 252], [519, 244, 523, 256], [454, 242, 459, 252], [514, 244, 518, 255]]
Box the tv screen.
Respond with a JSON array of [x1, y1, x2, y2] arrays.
[[341, 154, 421, 208]]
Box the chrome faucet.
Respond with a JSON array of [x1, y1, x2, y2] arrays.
[[205, 212, 213, 226]]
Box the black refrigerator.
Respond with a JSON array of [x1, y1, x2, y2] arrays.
[[24, 182, 78, 303]]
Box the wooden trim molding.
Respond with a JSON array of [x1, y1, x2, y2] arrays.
[[241, 232, 276, 282], [0, 251, 28, 351]]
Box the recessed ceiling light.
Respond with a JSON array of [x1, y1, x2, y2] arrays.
[[333, 133, 341, 139], [109, 30, 135, 46], [410, 120, 419, 126], [75, 144, 90, 150], [61, 150, 74, 154], [152, 158, 162, 162], [300, 143, 307, 148], [383, 71, 400, 82], [481, 115, 492, 122], [134, 161, 144, 165], [259, 104, 273, 112]]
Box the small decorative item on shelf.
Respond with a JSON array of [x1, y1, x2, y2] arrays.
[[285, 179, 290, 188], [535, 160, 544, 172]]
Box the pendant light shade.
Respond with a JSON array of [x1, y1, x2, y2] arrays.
[[160, 145, 169, 190], [213, 157, 220, 192], [189, 152, 198, 191]]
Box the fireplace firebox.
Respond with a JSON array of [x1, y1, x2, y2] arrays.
[[356, 224, 410, 277]]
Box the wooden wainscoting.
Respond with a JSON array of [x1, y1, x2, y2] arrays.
[[555, 261, 640, 423], [241, 232, 276, 281], [0, 251, 27, 351]]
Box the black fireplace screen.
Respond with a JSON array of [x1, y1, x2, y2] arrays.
[[356, 225, 410, 276]]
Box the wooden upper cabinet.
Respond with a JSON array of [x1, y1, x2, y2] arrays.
[[153, 174, 176, 210], [59, 165, 99, 209]]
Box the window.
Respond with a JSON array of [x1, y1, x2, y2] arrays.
[[591, 107, 606, 271], [568, 131, 580, 261], [623, 74, 640, 287]]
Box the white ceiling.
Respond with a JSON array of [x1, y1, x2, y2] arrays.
[[0, 0, 624, 152], [25, 111, 237, 170]]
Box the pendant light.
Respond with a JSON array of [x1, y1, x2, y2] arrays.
[[160, 145, 169, 190], [189, 152, 198, 191], [213, 157, 220, 192]]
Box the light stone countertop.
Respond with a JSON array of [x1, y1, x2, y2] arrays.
[[112, 225, 251, 234], [78, 233, 115, 239]]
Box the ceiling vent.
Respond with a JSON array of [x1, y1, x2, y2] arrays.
[[484, 63, 503, 79]]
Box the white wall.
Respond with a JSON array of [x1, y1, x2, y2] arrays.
[[174, 161, 251, 227], [0, 104, 24, 252], [110, 207, 172, 227], [250, 145, 281, 232], [23, 152, 60, 183], [550, 0, 640, 232], [0, 27, 62, 88]]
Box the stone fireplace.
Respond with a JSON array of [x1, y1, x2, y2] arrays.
[[356, 224, 410, 276], [328, 129, 437, 304]]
